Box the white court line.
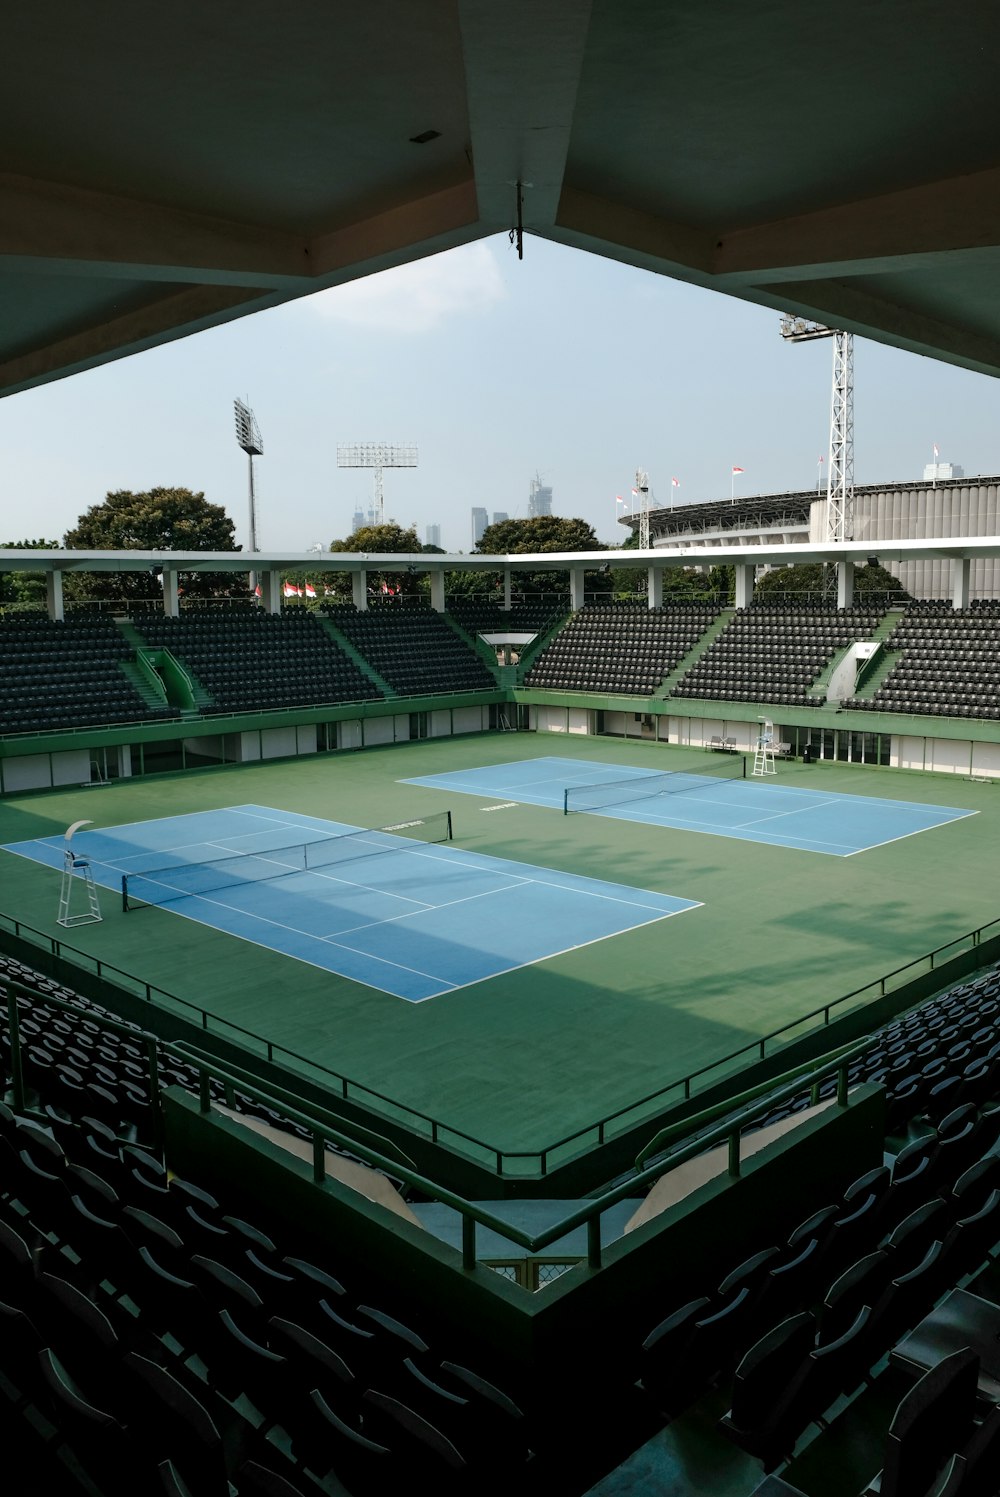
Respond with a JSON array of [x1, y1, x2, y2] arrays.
[[842, 814, 980, 857], [320, 875, 537, 939], [733, 796, 847, 831], [401, 898, 703, 1004]]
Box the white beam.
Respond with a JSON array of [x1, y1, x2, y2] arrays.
[[46, 569, 63, 621], [648, 567, 663, 609], [352, 570, 368, 610], [837, 561, 854, 609], [952, 557, 971, 611]]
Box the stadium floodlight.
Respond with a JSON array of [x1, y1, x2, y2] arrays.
[[337, 443, 418, 526], [234, 398, 263, 590], [778, 317, 854, 543]]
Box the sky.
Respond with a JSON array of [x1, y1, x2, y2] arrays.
[[2, 234, 999, 556]]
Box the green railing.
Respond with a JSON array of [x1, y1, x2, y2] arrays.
[[0, 970, 878, 1273], [2, 908, 997, 1179]]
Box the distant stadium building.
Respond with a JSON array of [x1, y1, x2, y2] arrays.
[[622, 471, 1000, 600]]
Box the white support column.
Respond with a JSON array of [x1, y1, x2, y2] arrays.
[[429, 570, 445, 612], [162, 569, 179, 617], [734, 563, 754, 609], [647, 566, 663, 609], [46, 569, 64, 621], [260, 570, 282, 614], [952, 556, 971, 611], [836, 560, 854, 609], [503, 567, 512, 610], [569, 567, 585, 611], [352, 569, 368, 610]]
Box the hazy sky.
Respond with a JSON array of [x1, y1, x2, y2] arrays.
[[3, 234, 999, 556]]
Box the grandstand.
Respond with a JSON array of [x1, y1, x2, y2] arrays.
[[7, 1, 1000, 1493]]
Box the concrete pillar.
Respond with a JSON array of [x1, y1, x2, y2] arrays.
[[352, 569, 368, 610], [647, 567, 663, 609], [46, 569, 64, 621], [952, 556, 971, 610], [503, 567, 511, 610], [569, 566, 585, 611], [429, 570, 445, 612], [836, 561, 854, 609], [162, 569, 179, 617], [734, 563, 754, 609], [260, 570, 282, 614]]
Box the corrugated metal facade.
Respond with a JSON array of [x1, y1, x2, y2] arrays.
[[852, 480, 1000, 599]]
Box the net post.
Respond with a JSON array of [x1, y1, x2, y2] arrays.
[[563, 789, 569, 815], [121, 875, 129, 913], [741, 754, 747, 779], [446, 811, 453, 842]]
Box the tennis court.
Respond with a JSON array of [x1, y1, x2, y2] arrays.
[[402, 755, 976, 856], [1, 803, 698, 1002]]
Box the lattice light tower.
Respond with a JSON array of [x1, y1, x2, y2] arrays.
[[635, 468, 651, 550], [778, 317, 855, 543], [234, 398, 263, 587], [337, 444, 418, 527]]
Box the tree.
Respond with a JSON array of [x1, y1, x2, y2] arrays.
[[475, 516, 603, 555], [0, 538, 61, 610], [752, 561, 910, 604], [475, 516, 604, 604], [63, 488, 241, 602], [327, 523, 422, 601]]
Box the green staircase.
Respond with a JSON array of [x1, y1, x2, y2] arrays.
[[805, 607, 907, 701], [442, 614, 502, 682], [657, 609, 734, 698], [317, 616, 395, 697], [114, 620, 208, 717]]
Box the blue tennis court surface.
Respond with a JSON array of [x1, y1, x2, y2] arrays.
[[1, 804, 699, 1002], [401, 757, 977, 856]]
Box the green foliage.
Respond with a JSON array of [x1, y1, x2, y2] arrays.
[[329, 523, 420, 554], [0, 538, 61, 609], [752, 562, 911, 603], [327, 523, 423, 601], [476, 516, 602, 554], [474, 516, 603, 601], [63, 488, 241, 602]]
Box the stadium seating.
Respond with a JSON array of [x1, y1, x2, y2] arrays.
[[843, 602, 1000, 719], [0, 613, 175, 733], [134, 610, 382, 714], [672, 604, 884, 707], [5, 939, 1000, 1494], [323, 604, 498, 695], [524, 602, 719, 695]]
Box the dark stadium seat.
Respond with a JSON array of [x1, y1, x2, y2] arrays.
[[874, 1347, 980, 1497]]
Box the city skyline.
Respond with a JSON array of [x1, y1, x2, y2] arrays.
[[2, 235, 999, 556]]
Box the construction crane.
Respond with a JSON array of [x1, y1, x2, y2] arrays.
[[779, 317, 854, 543]]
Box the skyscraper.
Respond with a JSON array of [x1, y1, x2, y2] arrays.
[[471, 507, 488, 545], [528, 475, 552, 516], [492, 511, 509, 526], [425, 524, 442, 547]]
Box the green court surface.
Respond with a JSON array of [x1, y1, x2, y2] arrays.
[[0, 732, 996, 1158]]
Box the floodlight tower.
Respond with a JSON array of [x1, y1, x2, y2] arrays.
[[336, 444, 418, 526], [234, 397, 263, 585], [635, 469, 651, 550], [778, 317, 854, 542]]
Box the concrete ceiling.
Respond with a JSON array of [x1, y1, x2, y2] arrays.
[[5, 0, 1000, 397]]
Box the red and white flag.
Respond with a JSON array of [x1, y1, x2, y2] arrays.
[[253, 584, 262, 597], [282, 582, 301, 598], [304, 582, 317, 598], [631, 487, 639, 496], [731, 466, 744, 475], [818, 455, 824, 465], [615, 494, 626, 506], [671, 477, 680, 488]]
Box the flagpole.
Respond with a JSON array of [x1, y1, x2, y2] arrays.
[[731, 468, 734, 504]]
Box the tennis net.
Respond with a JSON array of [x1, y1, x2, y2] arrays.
[[121, 810, 453, 911], [563, 756, 746, 814]]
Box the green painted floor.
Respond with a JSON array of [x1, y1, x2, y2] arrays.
[[0, 732, 996, 1158]]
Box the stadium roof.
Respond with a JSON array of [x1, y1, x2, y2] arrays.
[[5, 2, 1000, 397], [5, 540, 1000, 577]]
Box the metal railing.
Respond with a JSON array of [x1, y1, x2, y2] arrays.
[[1, 907, 996, 1179]]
